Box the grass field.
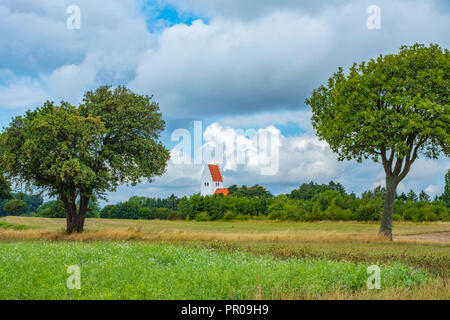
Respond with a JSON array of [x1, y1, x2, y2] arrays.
[[0, 216, 449, 299]]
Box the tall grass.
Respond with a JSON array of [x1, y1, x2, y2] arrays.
[[0, 241, 437, 300]]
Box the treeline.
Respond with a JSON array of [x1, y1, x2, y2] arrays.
[[0, 193, 43, 217], [0, 174, 100, 218], [2, 174, 449, 223], [95, 179, 448, 222]]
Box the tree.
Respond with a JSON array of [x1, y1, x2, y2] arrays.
[[306, 43, 449, 239], [1, 86, 170, 234], [36, 200, 66, 218], [407, 190, 418, 202], [2, 199, 27, 216], [0, 173, 12, 200], [440, 169, 450, 206], [397, 192, 408, 202], [419, 190, 430, 202]]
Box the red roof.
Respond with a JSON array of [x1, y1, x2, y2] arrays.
[[208, 164, 223, 182], [214, 188, 229, 196]]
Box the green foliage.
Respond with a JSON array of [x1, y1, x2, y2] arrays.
[[0, 86, 170, 233], [440, 169, 450, 207], [0, 242, 432, 299], [290, 181, 346, 200], [100, 201, 178, 220], [0, 173, 12, 200], [0, 222, 28, 230], [227, 184, 273, 198], [306, 43, 449, 164], [36, 200, 66, 218], [355, 203, 381, 221], [223, 211, 236, 221], [97, 179, 449, 223], [306, 43, 449, 235], [2, 199, 27, 216], [0, 192, 43, 217], [195, 212, 211, 221]]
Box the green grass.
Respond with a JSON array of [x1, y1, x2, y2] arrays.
[[0, 221, 28, 230], [0, 241, 433, 300], [0, 217, 448, 299]]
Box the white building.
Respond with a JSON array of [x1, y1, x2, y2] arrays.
[[200, 164, 228, 196]]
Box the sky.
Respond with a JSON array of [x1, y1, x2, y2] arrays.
[[0, 0, 448, 204]]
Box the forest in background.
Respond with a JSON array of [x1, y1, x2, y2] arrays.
[[1, 170, 448, 223]]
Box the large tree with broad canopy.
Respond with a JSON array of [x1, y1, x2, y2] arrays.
[[306, 43, 449, 239], [0, 86, 170, 234]]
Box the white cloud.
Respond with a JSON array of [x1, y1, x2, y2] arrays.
[[0, 0, 448, 200], [130, 0, 450, 117], [424, 184, 443, 197], [0, 0, 152, 109], [220, 109, 314, 132], [165, 0, 345, 20], [0, 76, 48, 109]]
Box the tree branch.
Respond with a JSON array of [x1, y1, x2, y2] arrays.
[[397, 135, 427, 181]]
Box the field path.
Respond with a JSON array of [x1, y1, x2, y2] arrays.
[[395, 231, 450, 243]]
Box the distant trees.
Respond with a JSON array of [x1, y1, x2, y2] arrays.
[[36, 200, 66, 218], [0, 86, 170, 234], [227, 184, 273, 198], [82, 175, 450, 223], [0, 192, 43, 217], [290, 181, 346, 201], [2, 199, 27, 216], [440, 169, 450, 206], [306, 44, 449, 239]]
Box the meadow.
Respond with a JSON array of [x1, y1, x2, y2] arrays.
[[0, 216, 449, 299]]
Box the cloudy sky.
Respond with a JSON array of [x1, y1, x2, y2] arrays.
[[0, 0, 448, 203]]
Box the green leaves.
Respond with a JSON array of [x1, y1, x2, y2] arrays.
[[306, 43, 449, 175], [0, 172, 12, 200], [0, 86, 170, 231], [79, 86, 170, 191], [306, 44, 449, 236]]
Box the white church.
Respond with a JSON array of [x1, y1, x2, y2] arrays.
[[200, 164, 229, 196]]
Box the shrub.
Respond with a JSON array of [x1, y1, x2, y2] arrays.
[[100, 205, 118, 219], [223, 211, 236, 221], [235, 214, 250, 221], [2, 199, 27, 216], [195, 212, 211, 221], [36, 200, 66, 218], [138, 207, 153, 220], [355, 203, 380, 221], [422, 208, 439, 222], [404, 207, 423, 222]]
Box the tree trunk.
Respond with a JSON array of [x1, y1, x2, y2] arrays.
[[77, 195, 90, 233], [379, 176, 398, 240], [62, 193, 82, 235], [65, 203, 73, 234], [63, 200, 78, 234]]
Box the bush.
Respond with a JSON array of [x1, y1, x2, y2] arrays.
[[36, 200, 66, 218], [355, 203, 380, 221], [223, 211, 236, 221], [422, 208, 439, 222], [195, 212, 211, 221], [234, 214, 249, 221], [2, 199, 27, 216], [403, 207, 423, 222], [100, 205, 118, 219], [138, 207, 153, 220]]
